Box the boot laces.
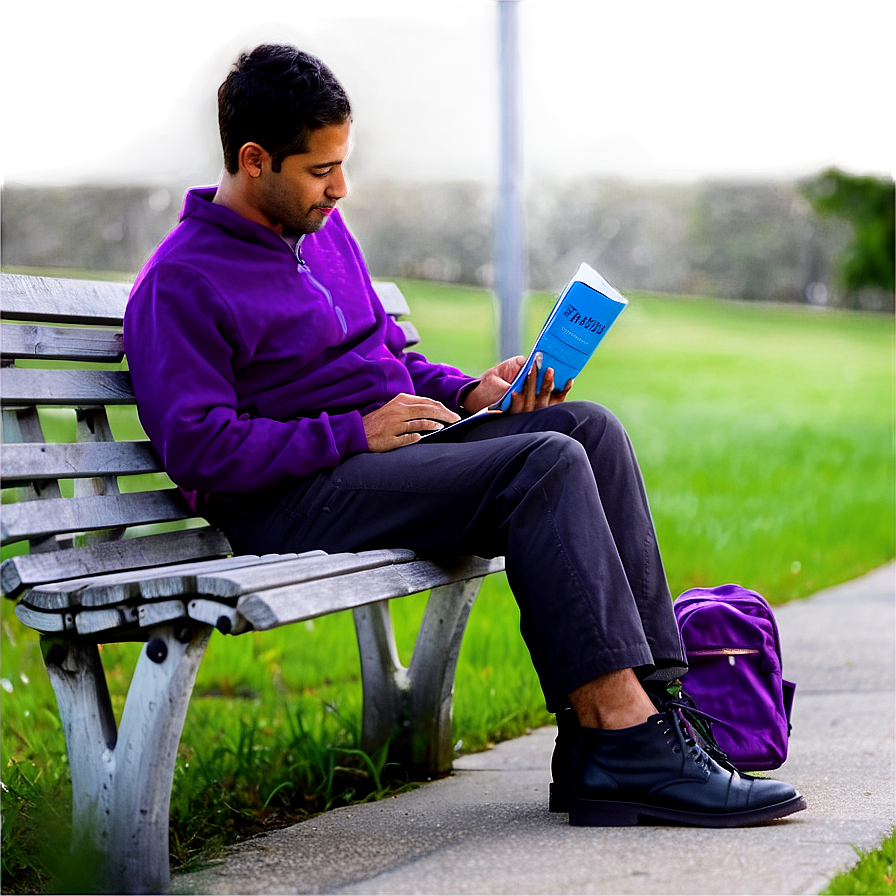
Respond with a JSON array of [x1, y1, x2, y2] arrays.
[[660, 708, 713, 771], [659, 691, 740, 774]]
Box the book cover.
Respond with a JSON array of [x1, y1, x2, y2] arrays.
[[492, 262, 628, 411], [421, 262, 626, 440]]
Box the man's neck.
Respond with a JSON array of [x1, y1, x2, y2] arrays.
[[213, 176, 282, 234]]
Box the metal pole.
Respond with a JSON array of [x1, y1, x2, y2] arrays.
[[495, 0, 525, 360]]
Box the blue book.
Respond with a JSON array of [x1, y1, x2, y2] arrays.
[[422, 262, 627, 439], [492, 262, 628, 411]]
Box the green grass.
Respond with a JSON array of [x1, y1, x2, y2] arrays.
[[1, 277, 894, 892], [822, 830, 895, 895]]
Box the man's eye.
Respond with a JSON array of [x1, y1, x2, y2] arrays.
[[313, 169, 332, 178]]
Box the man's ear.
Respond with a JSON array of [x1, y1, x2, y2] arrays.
[[238, 142, 268, 178]]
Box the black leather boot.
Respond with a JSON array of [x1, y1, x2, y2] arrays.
[[569, 708, 806, 827], [551, 682, 696, 811], [549, 707, 580, 812]]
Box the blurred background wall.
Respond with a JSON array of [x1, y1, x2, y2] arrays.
[[3, 1, 892, 312]]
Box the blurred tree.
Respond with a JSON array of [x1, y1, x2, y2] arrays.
[[799, 167, 896, 308]]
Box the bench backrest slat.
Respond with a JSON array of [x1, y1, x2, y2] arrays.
[[1, 274, 130, 325], [2, 442, 162, 484], [1, 323, 125, 363], [1, 273, 408, 322], [1, 490, 190, 545], [1, 369, 135, 406]]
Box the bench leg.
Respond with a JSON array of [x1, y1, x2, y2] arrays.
[[42, 623, 212, 894], [354, 577, 482, 777]]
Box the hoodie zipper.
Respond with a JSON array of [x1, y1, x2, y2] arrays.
[[293, 239, 348, 337]]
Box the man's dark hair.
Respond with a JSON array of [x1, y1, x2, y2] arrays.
[[218, 44, 352, 174]]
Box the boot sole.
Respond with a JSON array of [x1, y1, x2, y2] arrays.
[[568, 792, 807, 828], [549, 783, 570, 813]]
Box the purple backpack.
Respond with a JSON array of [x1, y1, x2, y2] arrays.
[[674, 584, 796, 771]]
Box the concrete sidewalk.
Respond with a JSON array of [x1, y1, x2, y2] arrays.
[[176, 564, 895, 895]]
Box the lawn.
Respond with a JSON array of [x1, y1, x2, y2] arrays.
[[1, 277, 893, 891]]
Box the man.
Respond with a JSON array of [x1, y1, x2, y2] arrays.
[[124, 43, 805, 827]]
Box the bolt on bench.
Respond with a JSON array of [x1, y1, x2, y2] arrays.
[[0, 272, 505, 894]]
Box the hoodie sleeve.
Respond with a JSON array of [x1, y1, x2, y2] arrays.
[[124, 263, 369, 493]]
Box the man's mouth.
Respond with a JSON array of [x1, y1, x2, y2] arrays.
[[316, 206, 336, 216]]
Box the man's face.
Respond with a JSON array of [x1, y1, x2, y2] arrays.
[[255, 119, 352, 235]]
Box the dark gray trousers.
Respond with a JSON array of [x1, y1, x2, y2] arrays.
[[216, 401, 685, 709]]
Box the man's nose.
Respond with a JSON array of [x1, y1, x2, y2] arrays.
[[327, 167, 349, 200]]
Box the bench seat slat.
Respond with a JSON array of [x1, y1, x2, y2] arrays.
[[76, 605, 139, 635], [237, 556, 503, 631], [25, 549, 409, 608], [1, 323, 125, 363], [2, 442, 162, 483], [0, 527, 232, 600], [191, 548, 417, 599], [0, 368, 134, 406], [1, 490, 190, 545], [15, 603, 75, 632], [25, 551, 314, 609], [137, 600, 187, 629]]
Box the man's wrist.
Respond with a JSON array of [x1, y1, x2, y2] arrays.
[[457, 379, 482, 412]]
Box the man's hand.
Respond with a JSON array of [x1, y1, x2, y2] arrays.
[[462, 354, 574, 415], [362, 393, 460, 452]]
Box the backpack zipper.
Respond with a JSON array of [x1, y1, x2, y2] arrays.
[[687, 648, 760, 656]]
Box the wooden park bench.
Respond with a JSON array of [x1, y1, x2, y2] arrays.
[[0, 271, 505, 894]]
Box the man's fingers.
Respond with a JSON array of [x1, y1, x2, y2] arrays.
[[522, 355, 539, 411], [390, 394, 460, 424]]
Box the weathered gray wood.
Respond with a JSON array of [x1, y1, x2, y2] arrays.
[[372, 281, 411, 317], [0, 322, 124, 362], [404, 579, 481, 774], [41, 636, 119, 865], [396, 320, 421, 347], [25, 552, 315, 609], [2, 407, 64, 521], [1, 273, 130, 325], [43, 624, 212, 893], [354, 577, 484, 775], [75, 605, 139, 635], [235, 557, 501, 631], [74, 407, 120, 490], [108, 625, 212, 892], [2, 273, 403, 326], [0, 368, 135, 406], [187, 598, 240, 633], [353, 601, 405, 759], [236, 568, 407, 630], [14, 603, 75, 632], [1, 489, 189, 545], [191, 548, 417, 599], [138, 601, 187, 628], [0, 527, 231, 600], [1, 441, 162, 484]]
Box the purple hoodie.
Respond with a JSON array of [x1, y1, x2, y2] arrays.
[[124, 187, 477, 508]]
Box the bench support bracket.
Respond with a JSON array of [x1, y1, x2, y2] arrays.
[[354, 577, 483, 777], [42, 622, 212, 894]]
